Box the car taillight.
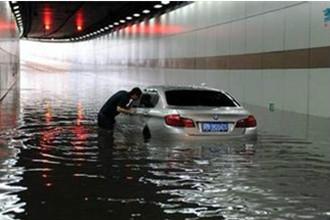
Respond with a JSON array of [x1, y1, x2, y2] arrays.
[[164, 114, 195, 128], [235, 115, 257, 128]]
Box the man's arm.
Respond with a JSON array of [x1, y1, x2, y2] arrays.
[[116, 106, 135, 115]]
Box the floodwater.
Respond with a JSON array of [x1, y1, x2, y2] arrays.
[[1, 61, 330, 220]]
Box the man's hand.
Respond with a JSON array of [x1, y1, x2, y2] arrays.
[[129, 108, 137, 115], [117, 106, 136, 115]]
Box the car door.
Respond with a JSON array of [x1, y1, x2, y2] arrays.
[[133, 91, 160, 126]]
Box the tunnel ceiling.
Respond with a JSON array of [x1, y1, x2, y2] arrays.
[[10, 1, 185, 42]]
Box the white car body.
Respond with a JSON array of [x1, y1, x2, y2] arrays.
[[131, 86, 257, 141]]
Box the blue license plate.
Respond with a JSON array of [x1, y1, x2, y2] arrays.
[[201, 122, 228, 132]]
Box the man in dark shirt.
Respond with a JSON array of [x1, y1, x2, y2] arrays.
[[97, 87, 142, 130]]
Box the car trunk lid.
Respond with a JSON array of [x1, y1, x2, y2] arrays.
[[172, 107, 249, 135]]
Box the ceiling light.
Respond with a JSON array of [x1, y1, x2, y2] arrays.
[[14, 10, 19, 14], [133, 13, 140, 17], [120, 20, 126, 23], [105, 27, 109, 30], [11, 1, 18, 4], [142, 9, 150, 14], [114, 22, 119, 26], [126, 16, 132, 20], [154, 4, 162, 9], [100, 28, 104, 31], [161, 1, 170, 5], [13, 5, 19, 10]]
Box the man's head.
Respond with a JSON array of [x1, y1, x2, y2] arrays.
[[129, 87, 142, 100]]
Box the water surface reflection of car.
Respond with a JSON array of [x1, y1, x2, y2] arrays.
[[132, 86, 257, 141]]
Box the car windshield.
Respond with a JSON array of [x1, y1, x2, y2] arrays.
[[165, 90, 238, 107]]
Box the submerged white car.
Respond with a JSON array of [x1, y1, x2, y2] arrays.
[[132, 86, 257, 141]]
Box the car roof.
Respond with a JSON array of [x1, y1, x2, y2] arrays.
[[144, 85, 221, 93]]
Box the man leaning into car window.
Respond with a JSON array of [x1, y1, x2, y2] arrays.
[[97, 87, 142, 130]]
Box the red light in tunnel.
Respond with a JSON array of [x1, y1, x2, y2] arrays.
[[0, 21, 16, 30], [43, 5, 52, 31], [76, 10, 84, 32]]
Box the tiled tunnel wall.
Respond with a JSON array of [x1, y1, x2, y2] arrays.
[[0, 2, 19, 101], [22, 1, 330, 118]]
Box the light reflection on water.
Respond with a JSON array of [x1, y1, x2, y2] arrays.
[[0, 62, 330, 219]]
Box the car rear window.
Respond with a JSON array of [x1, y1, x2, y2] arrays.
[[165, 90, 238, 107]]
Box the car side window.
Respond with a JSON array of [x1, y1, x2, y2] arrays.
[[138, 93, 159, 108]]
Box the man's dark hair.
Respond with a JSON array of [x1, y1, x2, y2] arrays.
[[129, 87, 142, 97]]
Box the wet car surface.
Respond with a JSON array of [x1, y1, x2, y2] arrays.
[[0, 62, 330, 220]]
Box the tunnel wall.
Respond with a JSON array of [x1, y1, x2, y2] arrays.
[[22, 1, 330, 118], [0, 2, 20, 101]]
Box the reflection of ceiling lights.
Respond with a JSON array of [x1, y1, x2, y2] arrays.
[[120, 20, 126, 23], [161, 1, 170, 5], [126, 16, 132, 20], [133, 13, 140, 17], [142, 9, 150, 14]]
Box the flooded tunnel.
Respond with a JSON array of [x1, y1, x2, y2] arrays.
[[1, 1, 330, 220]]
